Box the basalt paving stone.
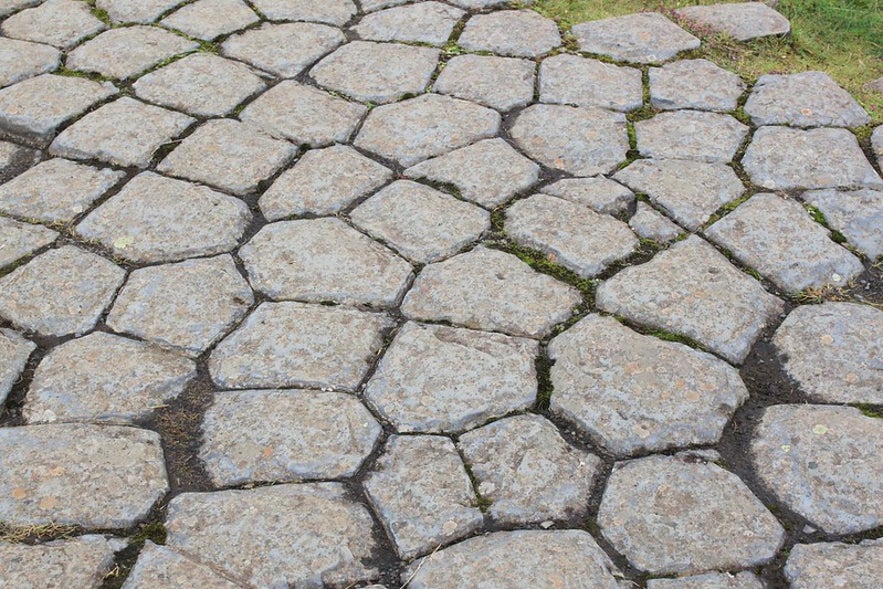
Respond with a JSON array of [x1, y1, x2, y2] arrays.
[[803, 188, 883, 259], [123, 541, 244, 589], [23, 331, 197, 424], [350, 179, 490, 263], [0, 0, 106, 50], [404, 138, 539, 208], [0, 535, 126, 588], [402, 246, 581, 338], [705, 192, 864, 292], [353, 2, 464, 46], [629, 202, 683, 242], [744, 71, 870, 128], [208, 301, 392, 391], [458, 414, 600, 525], [540, 54, 643, 112], [363, 435, 482, 560], [635, 111, 748, 163], [675, 2, 791, 41], [221, 22, 345, 78], [549, 314, 748, 456], [0, 139, 40, 182], [200, 389, 382, 486], [259, 144, 392, 219], [596, 236, 784, 364], [0, 328, 34, 405], [751, 404, 883, 534], [0, 423, 168, 527], [572, 12, 700, 63], [364, 321, 538, 433], [96, 0, 183, 23], [0, 246, 125, 337], [239, 217, 412, 308], [650, 59, 746, 112], [432, 54, 535, 112], [165, 483, 379, 589], [784, 539, 883, 589], [66, 27, 198, 80], [251, 0, 357, 26], [510, 104, 629, 176], [541, 176, 635, 215], [647, 572, 765, 589], [161, 0, 259, 41], [0, 216, 57, 268], [0, 37, 61, 88], [458, 9, 561, 58]]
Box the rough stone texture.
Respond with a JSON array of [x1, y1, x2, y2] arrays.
[[363, 435, 482, 559], [24, 331, 197, 424], [354, 2, 464, 46], [650, 59, 745, 112], [361, 0, 409, 11], [647, 572, 765, 589], [0, 139, 39, 182], [161, 0, 259, 40], [365, 321, 538, 433], [122, 541, 243, 589], [802, 188, 883, 259], [0, 535, 126, 589], [402, 246, 581, 338], [96, 0, 182, 23], [0, 216, 57, 268], [433, 54, 535, 111], [596, 236, 784, 364], [221, 22, 344, 78], [629, 202, 683, 242], [705, 192, 864, 292], [251, 0, 356, 26], [752, 404, 883, 534], [675, 2, 791, 41], [550, 314, 748, 456], [458, 10, 561, 57], [572, 12, 700, 63], [0, 0, 42, 18], [66, 27, 197, 80], [209, 302, 391, 391], [784, 539, 883, 589], [0, 37, 61, 88], [1, 0, 106, 49], [200, 389, 381, 486], [0, 246, 124, 337], [541, 177, 635, 215], [745, 71, 870, 127], [540, 54, 642, 111], [107, 255, 253, 357], [0, 328, 34, 405], [873, 125, 883, 169], [165, 483, 378, 589], [510, 104, 629, 176], [0, 423, 168, 527], [636, 111, 748, 163]]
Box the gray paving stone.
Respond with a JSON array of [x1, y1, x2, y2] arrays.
[[0, 246, 124, 337], [0, 37, 61, 88], [675, 2, 791, 41], [705, 192, 864, 292], [541, 177, 635, 215], [252, 0, 356, 26], [647, 572, 765, 589], [873, 125, 883, 168], [636, 111, 748, 163], [650, 59, 746, 112], [200, 389, 381, 486], [0, 328, 34, 405], [596, 235, 784, 364], [0, 0, 42, 18], [0, 535, 126, 589], [550, 314, 748, 456], [784, 539, 883, 589], [458, 9, 560, 58], [572, 12, 700, 63], [221, 22, 344, 78], [510, 104, 629, 176], [50, 97, 194, 169], [1, 0, 106, 49], [350, 179, 489, 263], [122, 541, 244, 589], [745, 71, 870, 127], [355, 94, 501, 167], [0, 139, 39, 182], [750, 404, 883, 534], [448, 0, 515, 8], [161, 0, 259, 40], [540, 54, 642, 112], [803, 188, 883, 259], [364, 321, 537, 433], [107, 254, 253, 356], [209, 301, 392, 390], [353, 2, 464, 46], [433, 54, 535, 112], [363, 435, 482, 559], [402, 246, 581, 338], [96, 0, 183, 23], [166, 483, 379, 589], [24, 331, 197, 424], [66, 27, 198, 80], [361, 0, 408, 11], [629, 202, 682, 242], [0, 217, 57, 268], [0, 423, 167, 527]]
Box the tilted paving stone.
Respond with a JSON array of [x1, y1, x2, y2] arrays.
[[122, 541, 245, 589], [802, 188, 883, 259], [0, 535, 126, 588], [221, 22, 345, 78], [200, 389, 382, 486], [649, 59, 746, 112], [675, 2, 791, 41], [458, 9, 561, 58], [433, 54, 535, 112], [95, 0, 183, 23], [635, 110, 748, 163], [0, 216, 57, 268], [572, 12, 700, 63], [23, 331, 197, 425], [0, 423, 168, 527], [647, 572, 765, 589], [0, 37, 61, 89], [353, 2, 465, 46], [161, 0, 259, 41], [0, 0, 106, 50], [705, 192, 864, 292], [629, 201, 683, 243], [66, 27, 198, 80], [251, 0, 357, 26], [0, 327, 34, 405], [363, 434, 483, 560], [540, 176, 635, 215], [744, 71, 871, 127], [550, 314, 748, 456], [596, 235, 784, 364], [784, 539, 883, 589], [540, 54, 643, 112], [0, 139, 39, 182], [364, 321, 538, 433]]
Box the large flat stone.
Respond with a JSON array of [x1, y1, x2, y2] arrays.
[[650, 59, 745, 112], [784, 540, 883, 589], [572, 12, 699, 63], [353, 2, 464, 46], [0, 37, 61, 88], [0, 216, 57, 269], [160, 0, 259, 41], [65, 26, 198, 80], [122, 541, 243, 589], [0, 328, 34, 406], [648, 572, 765, 589], [96, 0, 182, 23], [251, 0, 356, 25], [636, 110, 748, 163], [745, 71, 870, 127], [458, 9, 561, 57], [802, 188, 883, 259], [1, 0, 106, 49], [0, 535, 125, 588], [222, 22, 344, 78], [433, 54, 535, 112], [540, 176, 635, 215], [540, 54, 642, 111], [675, 2, 791, 41]]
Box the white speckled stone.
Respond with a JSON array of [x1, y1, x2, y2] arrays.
[[252, 0, 356, 26], [784, 539, 883, 589], [0, 328, 34, 405], [0, 535, 126, 589], [353, 2, 464, 46], [629, 202, 682, 242], [96, 0, 183, 23], [161, 0, 259, 40], [459, 9, 561, 57], [541, 54, 642, 112], [647, 572, 765, 589], [0, 217, 57, 268], [1, 0, 106, 49], [66, 26, 198, 80], [433, 54, 535, 112], [541, 177, 635, 215], [0, 37, 61, 88], [222, 22, 344, 78], [572, 12, 699, 63], [122, 541, 243, 589]]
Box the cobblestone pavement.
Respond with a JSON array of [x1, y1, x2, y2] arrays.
[[0, 1, 881, 587]]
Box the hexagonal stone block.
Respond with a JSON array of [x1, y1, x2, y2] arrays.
[[252, 0, 356, 25], [365, 321, 537, 433], [751, 404, 883, 534], [433, 54, 535, 112], [650, 59, 746, 112], [745, 71, 870, 127], [96, 0, 182, 23], [550, 314, 748, 456], [572, 12, 699, 63], [66, 27, 197, 80], [675, 2, 791, 41], [803, 188, 883, 259], [540, 54, 642, 111], [784, 540, 883, 589], [0, 536, 125, 588], [1, 0, 106, 49], [596, 236, 784, 364], [459, 9, 560, 57], [123, 542, 242, 589], [161, 0, 259, 40], [0, 37, 61, 88], [0, 423, 168, 528], [0, 217, 57, 268], [0, 328, 34, 405], [353, 2, 464, 46], [541, 176, 635, 215], [24, 332, 197, 425], [647, 572, 765, 589], [636, 111, 748, 163], [630, 202, 683, 243], [222, 22, 344, 78]]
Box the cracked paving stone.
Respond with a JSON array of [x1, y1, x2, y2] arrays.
[[636, 111, 748, 163], [96, 0, 183, 23], [107, 254, 253, 357], [433, 54, 535, 112], [0, 216, 57, 268], [209, 301, 392, 391], [402, 246, 581, 338], [1, 0, 106, 50], [23, 331, 197, 425], [363, 435, 482, 560], [252, 0, 356, 26], [744, 71, 870, 127], [364, 321, 537, 433], [596, 235, 784, 364], [784, 539, 883, 589], [751, 404, 883, 534], [675, 2, 791, 41], [0, 535, 126, 588], [599, 454, 785, 575], [803, 188, 883, 259], [572, 12, 699, 63], [122, 541, 244, 589], [0, 423, 168, 528], [541, 176, 635, 215], [650, 59, 746, 112], [705, 192, 864, 292], [629, 202, 683, 243], [540, 54, 643, 112], [549, 314, 748, 456], [221, 22, 344, 78], [0, 328, 34, 405], [353, 2, 464, 46], [0, 246, 125, 337], [458, 9, 561, 58], [161, 0, 259, 41], [66, 27, 198, 80], [0, 37, 61, 88], [239, 217, 412, 308], [647, 572, 765, 589], [165, 483, 379, 589]]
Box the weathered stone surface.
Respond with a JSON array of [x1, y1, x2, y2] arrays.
[[629, 202, 682, 242], [0, 423, 168, 527], [122, 541, 243, 589], [354, 2, 463, 46], [252, 0, 356, 26], [107, 255, 253, 356], [510, 104, 629, 176], [209, 302, 391, 390], [596, 236, 784, 364], [67, 27, 197, 80], [636, 111, 748, 163], [550, 314, 748, 456], [96, 0, 182, 23], [361, 0, 408, 11], [675, 2, 791, 41], [402, 246, 581, 338], [873, 125, 883, 168], [784, 539, 883, 589], [1, 0, 106, 49], [745, 71, 870, 127], [161, 0, 259, 40], [541, 177, 635, 215], [0, 0, 42, 18], [650, 59, 746, 112], [647, 572, 765, 589], [751, 404, 883, 534], [803, 188, 883, 259], [0, 217, 57, 268], [166, 483, 379, 588], [541, 54, 642, 111], [0, 139, 39, 182], [459, 9, 560, 57], [447, 0, 513, 7], [433, 54, 535, 111], [365, 321, 537, 433], [0, 37, 61, 88], [0, 328, 34, 405], [24, 332, 196, 424], [363, 435, 482, 559], [572, 12, 700, 63], [222, 22, 344, 78], [0, 535, 125, 589]]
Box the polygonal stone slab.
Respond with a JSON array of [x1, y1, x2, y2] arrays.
[[630, 202, 683, 243], [0, 328, 34, 405], [647, 572, 765, 589], [0, 37, 61, 88], [433, 54, 535, 112], [252, 0, 356, 25], [744, 71, 870, 127], [596, 235, 784, 364], [650, 59, 746, 112], [803, 188, 883, 259], [365, 321, 538, 433], [750, 404, 883, 534], [549, 314, 748, 456], [1, 0, 106, 49], [123, 541, 243, 589], [458, 9, 561, 58], [0, 423, 168, 528], [353, 2, 464, 46], [96, 0, 183, 23], [161, 0, 259, 41], [540, 54, 642, 111], [675, 2, 791, 41], [572, 12, 700, 63], [0, 217, 57, 268], [0, 535, 125, 588], [784, 540, 883, 589], [66, 27, 198, 80], [636, 110, 748, 163], [222, 22, 344, 78], [541, 176, 635, 215]]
